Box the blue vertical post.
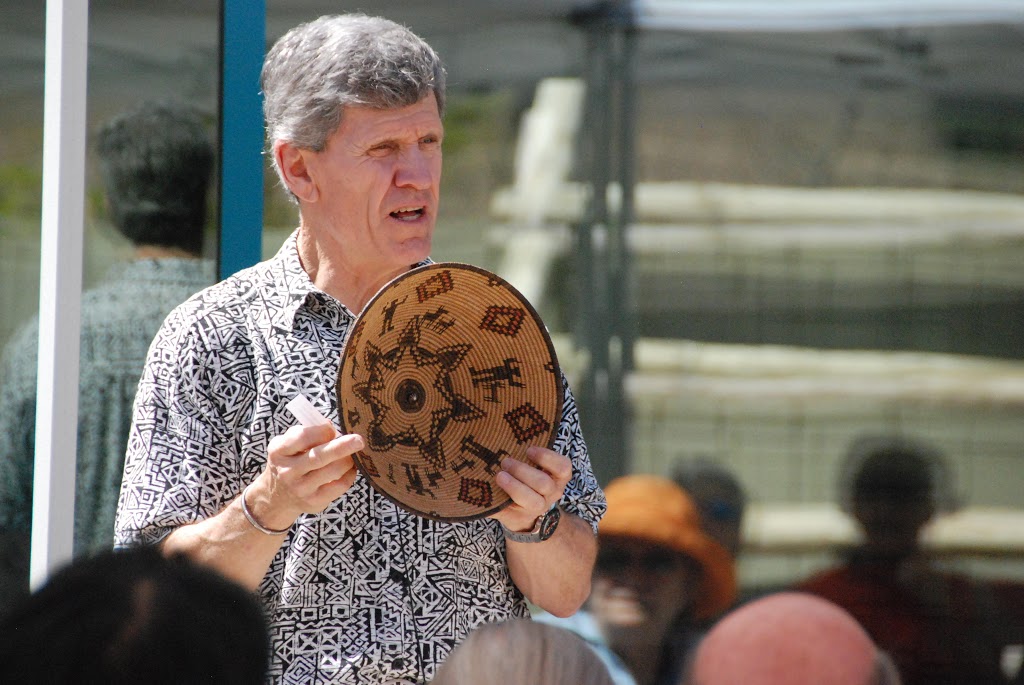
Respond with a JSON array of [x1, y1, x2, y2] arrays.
[[219, 0, 265, 279]]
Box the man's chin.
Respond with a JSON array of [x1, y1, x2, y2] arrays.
[[397, 236, 432, 264]]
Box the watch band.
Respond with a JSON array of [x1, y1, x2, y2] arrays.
[[501, 505, 561, 543]]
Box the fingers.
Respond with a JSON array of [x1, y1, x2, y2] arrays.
[[307, 433, 363, 472], [525, 446, 573, 487], [498, 448, 571, 498], [314, 465, 360, 501], [264, 426, 364, 516], [304, 450, 356, 489], [269, 427, 360, 476], [268, 423, 337, 459], [494, 447, 573, 527]]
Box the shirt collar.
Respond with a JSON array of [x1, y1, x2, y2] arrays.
[[264, 229, 434, 333], [265, 229, 319, 333]]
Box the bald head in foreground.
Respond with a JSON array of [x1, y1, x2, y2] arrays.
[[683, 592, 901, 685]]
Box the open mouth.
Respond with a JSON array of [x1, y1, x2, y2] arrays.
[[390, 206, 425, 221]]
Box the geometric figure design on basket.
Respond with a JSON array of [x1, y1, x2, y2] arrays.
[[479, 305, 528, 335], [380, 296, 408, 337], [404, 463, 441, 499], [421, 305, 456, 334], [358, 453, 380, 478], [469, 358, 524, 403], [415, 269, 454, 303], [458, 477, 493, 508], [504, 402, 551, 444], [479, 305, 525, 337]]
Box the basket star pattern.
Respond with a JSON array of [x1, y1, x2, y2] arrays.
[[353, 316, 485, 472], [114, 232, 607, 685]]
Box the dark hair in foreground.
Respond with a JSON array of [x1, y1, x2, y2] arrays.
[[96, 100, 214, 254], [0, 546, 269, 685]]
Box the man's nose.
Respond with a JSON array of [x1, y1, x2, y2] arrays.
[[395, 148, 435, 189]]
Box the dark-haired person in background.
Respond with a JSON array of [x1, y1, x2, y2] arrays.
[[0, 545, 268, 684], [673, 458, 746, 562], [797, 434, 1024, 685], [0, 101, 215, 606]]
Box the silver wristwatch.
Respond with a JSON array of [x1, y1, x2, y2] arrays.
[[501, 505, 562, 543]]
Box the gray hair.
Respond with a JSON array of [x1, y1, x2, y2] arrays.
[[261, 14, 446, 190]]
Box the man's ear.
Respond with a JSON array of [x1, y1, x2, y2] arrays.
[[274, 140, 319, 203]]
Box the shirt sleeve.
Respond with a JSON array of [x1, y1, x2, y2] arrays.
[[114, 303, 246, 547], [552, 373, 607, 534]]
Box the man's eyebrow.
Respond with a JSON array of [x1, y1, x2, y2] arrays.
[[365, 130, 441, 147]]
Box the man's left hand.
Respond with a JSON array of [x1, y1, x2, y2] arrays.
[[490, 446, 572, 533]]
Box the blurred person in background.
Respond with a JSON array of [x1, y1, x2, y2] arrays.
[[680, 591, 901, 685], [0, 100, 215, 606], [0, 545, 268, 684], [431, 618, 615, 685], [541, 474, 737, 685], [673, 458, 746, 562], [797, 434, 1024, 685]]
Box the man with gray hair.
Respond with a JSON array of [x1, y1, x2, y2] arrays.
[[115, 14, 605, 684]]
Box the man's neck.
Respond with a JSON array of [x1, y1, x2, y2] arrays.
[[295, 223, 407, 314]]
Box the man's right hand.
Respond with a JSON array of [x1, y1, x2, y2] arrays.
[[248, 424, 364, 531], [161, 423, 364, 589]]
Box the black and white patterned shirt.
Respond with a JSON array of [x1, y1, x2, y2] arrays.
[[114, 232, 606, 684]]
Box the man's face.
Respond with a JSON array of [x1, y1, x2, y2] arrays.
[[590, 537, 701, 648], [301, 94, 443, 280]]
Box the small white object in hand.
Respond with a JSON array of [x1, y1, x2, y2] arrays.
[[286, 394, 332, 428]]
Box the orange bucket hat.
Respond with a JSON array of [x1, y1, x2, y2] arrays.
[[599, 474, 737, 620]]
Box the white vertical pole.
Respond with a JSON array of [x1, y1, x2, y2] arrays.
[[31, 0, 89, 590]]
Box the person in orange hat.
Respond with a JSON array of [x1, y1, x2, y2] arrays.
[[587, 474, 737, 685]]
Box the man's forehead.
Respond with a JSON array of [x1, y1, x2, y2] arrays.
[[338, 97, 442, 138]]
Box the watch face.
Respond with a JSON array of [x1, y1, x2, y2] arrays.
[[538, 506, 561, 541]]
